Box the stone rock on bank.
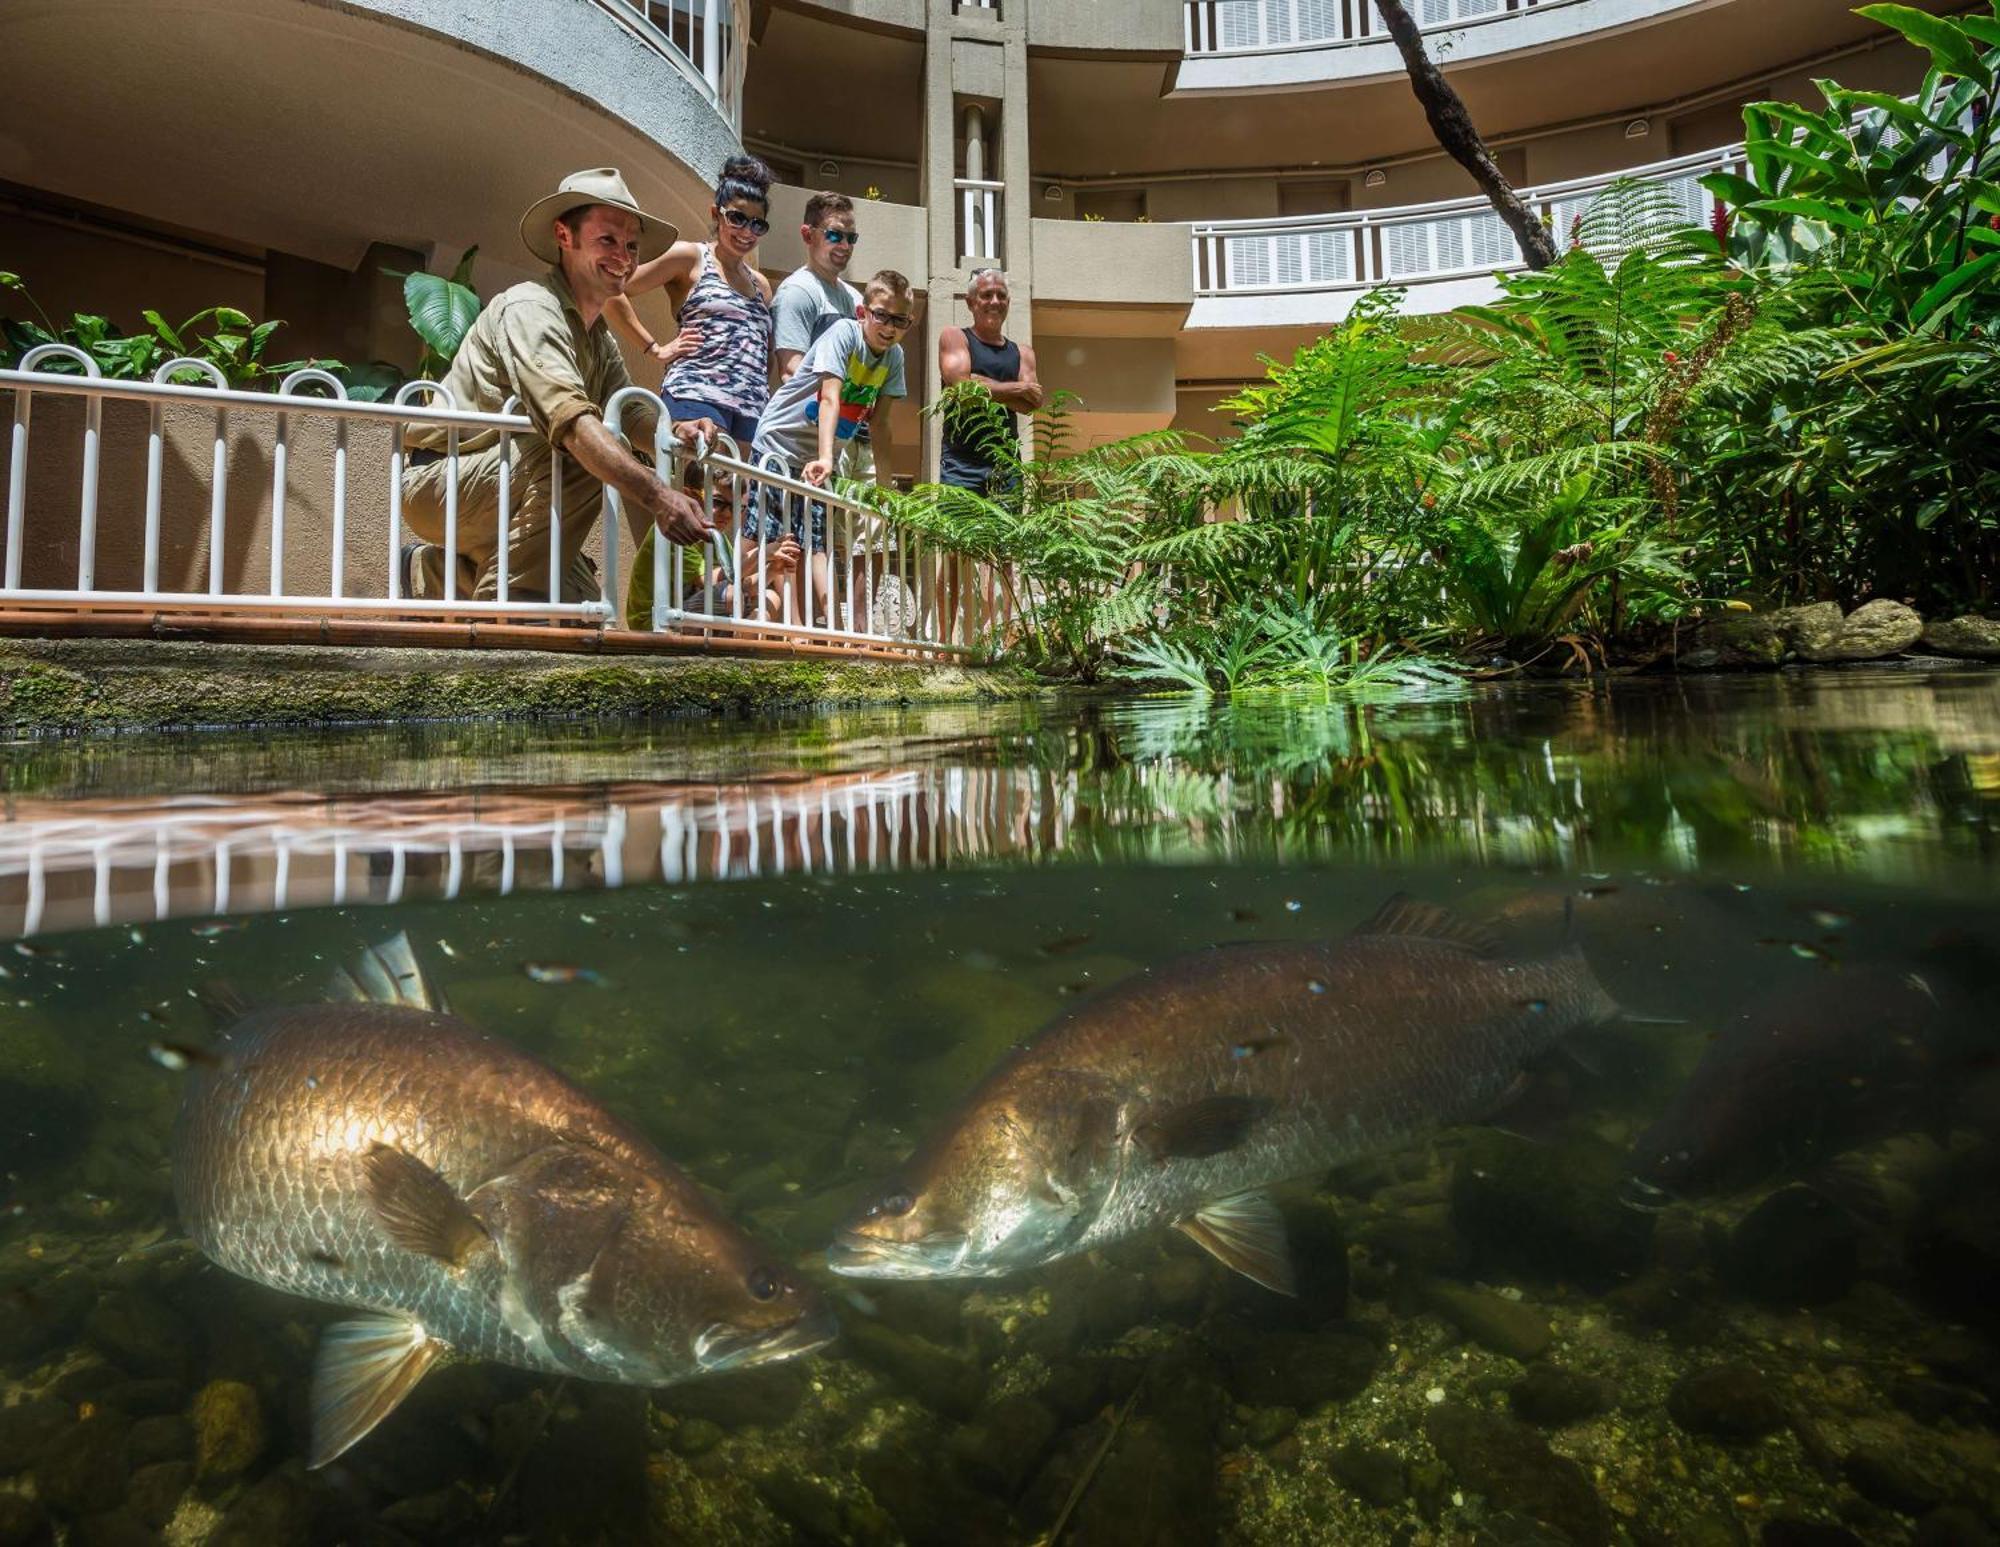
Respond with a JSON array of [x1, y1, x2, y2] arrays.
[[1683, 599, 1935, 669]]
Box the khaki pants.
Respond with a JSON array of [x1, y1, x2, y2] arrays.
[[401, 442, 611, 603]]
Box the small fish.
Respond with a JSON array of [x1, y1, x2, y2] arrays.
[[1037, 933, 1094, 957], [149, 1041, 221, 1071], [1230, 908, 1261, 924], [128, 928, 146, 945], [436, 940, 460, 960], [192, 921, 247, 938], [832, 895, 1618, 1296], [522, 963, 604, 986], [13, 942, 57, 959], [1803, 907, 1855, 932], [1578, 884, 1621, 899]]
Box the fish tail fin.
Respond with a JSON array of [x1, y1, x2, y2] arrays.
[[327, 932, 449, 1014], [308, 1313, 444, 1469], [195, 979, 253, 1029]]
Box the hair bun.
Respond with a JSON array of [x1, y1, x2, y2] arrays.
[[720, 154, 772, 197]]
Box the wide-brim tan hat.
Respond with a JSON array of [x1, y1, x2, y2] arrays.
[[520, 168, 678, 265]]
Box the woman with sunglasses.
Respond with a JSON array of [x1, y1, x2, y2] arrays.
[[607, 154, 774, 449]]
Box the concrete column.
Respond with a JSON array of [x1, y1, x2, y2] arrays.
[[920, 0, 1033, 479]]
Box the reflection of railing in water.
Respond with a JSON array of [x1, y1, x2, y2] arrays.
[[0, 767, 1074, 939]]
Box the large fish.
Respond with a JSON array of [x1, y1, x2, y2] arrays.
[[829, 897, 1618, 1293], [1625, 965, 1958, 1200], [173, 936, 834, 1468]]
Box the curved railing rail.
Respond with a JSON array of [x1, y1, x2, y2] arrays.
[[1190, 143, 1740, 296], [590, 0, 745, 127], [1184, 0, 1577, 55]]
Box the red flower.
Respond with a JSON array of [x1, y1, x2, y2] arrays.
[[1663, 350, 1679, 365]]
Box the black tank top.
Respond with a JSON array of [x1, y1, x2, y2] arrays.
[[940, 328, 1022, 488]]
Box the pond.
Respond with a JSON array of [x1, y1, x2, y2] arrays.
[[1, 668, 1997, 1546]]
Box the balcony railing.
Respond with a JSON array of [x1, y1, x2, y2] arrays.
[[1184, 0, 1567, 54], [0, 349, 995, 660], [957, 177, 1005, 263], [593, 0, 744, 126], [1191, 144, 1738, 297]]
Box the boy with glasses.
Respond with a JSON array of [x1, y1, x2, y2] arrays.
[[749, 271, 915, 620]]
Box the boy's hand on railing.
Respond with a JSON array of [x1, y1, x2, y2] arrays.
[[669, 416, 722, 451], [802, 459, 832, 487]]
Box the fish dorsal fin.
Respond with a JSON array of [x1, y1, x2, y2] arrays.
[[1175, 1191, 1297, 1296], [327, 932, 448, 1013], [1133, 1095, 1269, 1163], [1353, 894, 1499, 957], [308, 1312, 444, 1469], [196, 979, 253, 1028], [362, 1144, 490, 1268]]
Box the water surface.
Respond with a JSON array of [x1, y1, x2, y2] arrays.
[[2, 670, 1997, 1545]]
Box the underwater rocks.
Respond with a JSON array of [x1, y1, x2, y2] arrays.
[[1424, 1402, 1613, 1546], [1719, 1187, 1862, 1307], [949, 1393, 1060, 1496], [1667, 1363, 1789, 1441], [0, 1495, 52, 1547], [192, 1378, 267, 1481], [1420, 1279, 1554, 1361], [1450, 1131, 1654, 1288], [842, 1317, 988, 1419], [1510, 1365, 1617, 1427], [1329, 1441, 1408, 1507], [1221, 1327, 1381, 1411]]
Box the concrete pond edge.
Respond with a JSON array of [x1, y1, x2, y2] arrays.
[[0, 639, 1039, 736]]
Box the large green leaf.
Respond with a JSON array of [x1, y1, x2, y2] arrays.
[[403, 270, 481, 364], [1855, 5, 1990, 86], [1910, 250, 2000, 326]]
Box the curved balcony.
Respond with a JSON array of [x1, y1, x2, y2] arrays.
[[1186, 144, 1738, 329], [1178, 0, 1716, 91]]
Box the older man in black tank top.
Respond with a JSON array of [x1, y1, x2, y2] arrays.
[[938, 268, 1042, 496]]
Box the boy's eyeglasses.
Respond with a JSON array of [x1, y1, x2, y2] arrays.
[[866, 307, 914, 330], [721, 209, 771, 237], [820, 228, 861, 246]]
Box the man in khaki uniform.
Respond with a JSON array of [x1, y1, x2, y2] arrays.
[[402, 168, 715, 604]]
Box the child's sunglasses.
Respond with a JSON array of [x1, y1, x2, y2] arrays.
[[866, 306, 915, 330]]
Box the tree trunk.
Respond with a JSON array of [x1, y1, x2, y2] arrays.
[[1371, 0, 1561, 270]]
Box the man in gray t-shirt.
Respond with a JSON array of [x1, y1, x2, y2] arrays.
[[773, 191, 874, 472]]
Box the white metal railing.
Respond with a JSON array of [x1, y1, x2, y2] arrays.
[[956, 177, 1004, 263], [0, 354, 987, 657], [1190, 144, 1738, 296], [0, 764, 1069, 937], [596, 0, 745, 127], [1184, 0, 1567, 54]]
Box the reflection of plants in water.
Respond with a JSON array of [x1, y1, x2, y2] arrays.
[[1042, 686, 1994, 876]]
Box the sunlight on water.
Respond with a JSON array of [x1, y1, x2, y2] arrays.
[[1, 670, 1996, 1545]]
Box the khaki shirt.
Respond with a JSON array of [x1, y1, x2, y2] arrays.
[[405, 268, 657, 459]]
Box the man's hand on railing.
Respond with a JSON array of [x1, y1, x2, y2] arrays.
[[802, 458, 833, 487], [646, 483, 718, 546], [668, 416, 722, 451]]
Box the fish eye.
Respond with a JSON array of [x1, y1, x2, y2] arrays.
[[746, 1267, 780, 1302], [870, 1190, 915, 1219]]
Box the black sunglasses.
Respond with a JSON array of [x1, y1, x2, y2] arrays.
[[866, 306, 914, 330], [820, 228, 861, 246], [721, 208, 771, 237]]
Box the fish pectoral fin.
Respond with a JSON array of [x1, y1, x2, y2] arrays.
[[308, 1313, 443, 1469], [363, 1143, 490, 1268], [1353, 894, 1499, 957], [1175, 1191, 1297, 1297], [327, 931, 449, 1013], [1133, 1095, 1267, 1163]]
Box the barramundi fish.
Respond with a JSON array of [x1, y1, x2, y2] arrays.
[[173, 935, 834, 1468], [830, 896, 1617, 1294]]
